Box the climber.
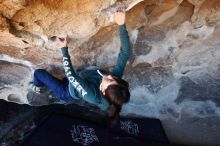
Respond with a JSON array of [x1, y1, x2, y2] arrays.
[[29, 7, 131, 120]]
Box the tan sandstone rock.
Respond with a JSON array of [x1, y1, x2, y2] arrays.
[[0, 0, 220, 146]]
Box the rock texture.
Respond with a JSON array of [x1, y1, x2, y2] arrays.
[[0, 0, 220, 146]]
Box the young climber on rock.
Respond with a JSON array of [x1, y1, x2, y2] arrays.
[[29, 7, 131, 120]]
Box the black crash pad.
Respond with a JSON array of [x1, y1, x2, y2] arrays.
[[20, 114, 170, 146]]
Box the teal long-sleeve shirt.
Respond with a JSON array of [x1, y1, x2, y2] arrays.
[[61, 24, 131, 110]]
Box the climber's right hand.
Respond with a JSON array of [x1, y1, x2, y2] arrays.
[[114, 7, 126, 25]]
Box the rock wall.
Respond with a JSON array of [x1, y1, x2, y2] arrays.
[[0, 0, 220, 145]]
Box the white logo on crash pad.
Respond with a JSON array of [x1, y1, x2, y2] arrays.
[[120, 120, 139, 136], [70, 125, 99, 145]]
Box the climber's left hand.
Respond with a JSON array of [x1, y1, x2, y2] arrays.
[[56, 36, 67, 48]]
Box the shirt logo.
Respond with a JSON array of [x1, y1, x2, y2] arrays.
[[63, 57, 87, 97], [70, 125, 99, 145]]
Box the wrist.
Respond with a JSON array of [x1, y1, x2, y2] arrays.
[[117, 21, 125, 25], [118, 23, 125, 26], [61, 46, 68, 49]]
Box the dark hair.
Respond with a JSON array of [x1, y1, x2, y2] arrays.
[[104, 77, 130, 121]]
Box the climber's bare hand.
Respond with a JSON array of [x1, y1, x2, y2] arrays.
[[114, 7, 126, 25], [55, 36, 67, 48]]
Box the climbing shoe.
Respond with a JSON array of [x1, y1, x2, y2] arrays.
[[28, 82, 41, 94]]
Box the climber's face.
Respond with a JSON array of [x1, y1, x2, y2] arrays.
[[101, 75, 118, 95]]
